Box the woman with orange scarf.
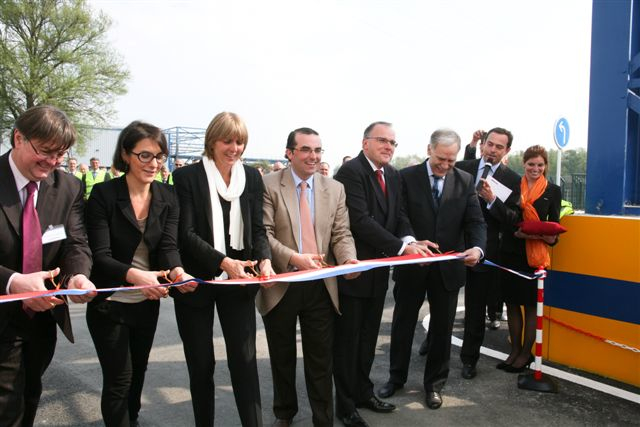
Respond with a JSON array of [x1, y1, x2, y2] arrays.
[[497, 145, 561, 373]]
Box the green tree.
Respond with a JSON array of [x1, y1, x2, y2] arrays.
[[392, 154, 424, 170], [0, 0, 128, 145]]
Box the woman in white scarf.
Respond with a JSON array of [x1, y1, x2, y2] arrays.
[[172, 112, 274, 427]]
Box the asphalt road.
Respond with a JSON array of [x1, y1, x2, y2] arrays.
[[36, 286, 639, 426]]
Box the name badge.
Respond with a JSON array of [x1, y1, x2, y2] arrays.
[[42, 224, 67, 245]]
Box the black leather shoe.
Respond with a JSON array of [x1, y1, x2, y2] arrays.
[[339, 410, 369, 427], [357, 396, 396, 413], [504, 355, 535, 373], [461, 363, 477, 379], [426, 391, 443, 409], [496, 360, 511, 370], [377, 382, 403, 398], [271, 418, 292, 427], [418, 338, 429, 356]]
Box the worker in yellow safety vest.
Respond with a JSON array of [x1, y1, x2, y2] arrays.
[[82, 157, 110, 199]]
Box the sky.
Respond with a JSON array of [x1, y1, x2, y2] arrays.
[[89, 0, 593, 169]]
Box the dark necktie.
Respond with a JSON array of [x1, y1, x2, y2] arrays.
[[375, 169, 387, 197], [432, 175, 442, 208], [299, 181, 318, 254], [476, 164, 492, 191], [92, 170, 97, 179]]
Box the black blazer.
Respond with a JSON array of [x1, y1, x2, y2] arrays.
[[171, 162, 271, 306], [85, 177, 182, 302], [393, 162, 487, 291], [0, 151, 92, 341], [333, 151, 414, 298], [501, 182, 562, 257], [456, 159, 521, 266]]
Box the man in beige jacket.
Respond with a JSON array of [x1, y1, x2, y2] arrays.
[[258, 127, 358, 427]]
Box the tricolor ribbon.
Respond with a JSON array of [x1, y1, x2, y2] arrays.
[[0, 252, 464, 304]]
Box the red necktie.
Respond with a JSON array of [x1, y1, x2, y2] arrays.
[[22, 181, 42, 316], [22, 181, 42, 273], [375, 169, 387, 197], [299, 181, 318, 254]]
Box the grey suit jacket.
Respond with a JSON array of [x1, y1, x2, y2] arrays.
[[257, 169, 356, 315]]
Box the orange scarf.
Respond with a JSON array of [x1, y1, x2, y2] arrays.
[[520, 176, 550, 268]]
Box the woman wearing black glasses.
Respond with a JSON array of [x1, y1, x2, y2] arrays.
[[85, 121, 195, 427]]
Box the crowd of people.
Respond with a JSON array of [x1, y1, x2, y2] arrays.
[[0, 105, 562, 427]]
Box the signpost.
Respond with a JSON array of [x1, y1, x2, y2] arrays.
[[554, 118, 570, 185]]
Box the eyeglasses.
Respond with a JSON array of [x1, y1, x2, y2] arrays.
[[22, 134, 68, 161], [366, 136, 398, 147], [130, 151, 168, 164], [292, 147, 324, 155]]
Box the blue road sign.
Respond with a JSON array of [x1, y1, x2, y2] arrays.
[[554, 117, 570, 149]]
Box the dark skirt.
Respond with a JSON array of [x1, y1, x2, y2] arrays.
[[499, 251, 538, 307]]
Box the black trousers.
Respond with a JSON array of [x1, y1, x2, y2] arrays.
[[174, 286, 262, 427], [262, 280, 333, 427], [0, 312, 57, 427], [333, 291, 386, 417], [86, 299, 160, 427], [388, 265, 459, 392], [460, 269, 499, 365]]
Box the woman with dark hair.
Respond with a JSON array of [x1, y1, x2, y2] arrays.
[[172, 111, 274, 427], [86, 121, 195, 427], [497, 145, 561, 373]]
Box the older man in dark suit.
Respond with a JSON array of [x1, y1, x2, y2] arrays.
[[378, 129, 486, 410], [333, 122, 429, 427], [0, 105, 96, 427], [456, 127, 521, 380]]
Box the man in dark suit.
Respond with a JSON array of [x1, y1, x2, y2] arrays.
[[0, 105, 96, 427], [378, 128, 486, 410], [333, 121, 429, 427], [456, 127, 521, 380], [258, 127, 358, 427]]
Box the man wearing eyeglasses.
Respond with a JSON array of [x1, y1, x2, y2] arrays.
[[333, 121, 430, 427], [259, 127, 358, 426], [82, 156, 110, 200], [0, 105, 96, 426]]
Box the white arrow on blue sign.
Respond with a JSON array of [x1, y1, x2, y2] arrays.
[[554, 117, 570, 149]]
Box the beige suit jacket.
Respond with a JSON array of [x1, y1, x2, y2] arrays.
[[256, 169, 356, 316]]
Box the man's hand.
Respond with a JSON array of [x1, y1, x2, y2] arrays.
[[402, 242, 434, 256], [477, 179, 496, 204], [11, 268, 64, 312], [470, 129, 485, 148], [67, 274, 97, 303], [342, 259, 360, 280], [289, 253, 324, 271], [462, 247, 483, 267]]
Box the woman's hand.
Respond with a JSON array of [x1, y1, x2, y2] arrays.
[[170, 267, 198, 293], [126, 268, 169, 300], [220, 257, 257, 279], [258, 259, 275, 278]]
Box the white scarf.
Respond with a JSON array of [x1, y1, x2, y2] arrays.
[[202, 157, 246, 269]]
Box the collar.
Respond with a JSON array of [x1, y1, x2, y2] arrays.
[[425, 160, 445, 180], [290, 168, 314, 190], [479, 158, 500, 174], [363, 154, 384, 175], [9, 150, 39, 193]]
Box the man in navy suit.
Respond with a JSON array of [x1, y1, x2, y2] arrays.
[[333, 121, 430, 427], [456, 127, 521, 380], [378, 128, 486, 410], [0, 105, 96, 426]]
